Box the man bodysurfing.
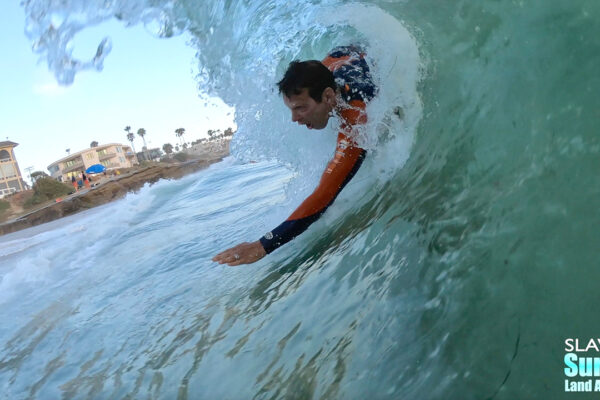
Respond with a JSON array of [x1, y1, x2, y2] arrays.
[[213, 45, 377, 266]]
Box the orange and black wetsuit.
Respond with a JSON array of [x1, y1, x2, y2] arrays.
[[259, 46, 377, 254]]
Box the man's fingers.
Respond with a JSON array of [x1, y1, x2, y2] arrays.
[[213, 252, 232, 262], [213, 241, 265, 266], [212, 246, 240, 262], [214, 253, 237, 264], [226, 254, 255, 266], [214, 247, 236, 258], [212, 254, 227, 262], [216, 253, 251, 266], [213, 248, 243, 264]]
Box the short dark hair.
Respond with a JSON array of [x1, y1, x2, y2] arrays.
[[277, 60, 336, 102]]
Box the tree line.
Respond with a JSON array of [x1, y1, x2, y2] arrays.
[[81, 125, 235, 160], [31, 126, 236, 184]]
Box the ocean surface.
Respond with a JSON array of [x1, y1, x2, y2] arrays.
[[2, 0, 599, 398]]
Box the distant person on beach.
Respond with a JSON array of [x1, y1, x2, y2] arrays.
[[82, 172, 90, 188], [213, 45, 376, 266], [71, 175, 78, 191]]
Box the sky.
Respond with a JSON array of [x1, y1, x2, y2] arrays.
[[0, 2, 235, 185]]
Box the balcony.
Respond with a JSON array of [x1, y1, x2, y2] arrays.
[[63, 162, 84, 174], [0, 187, 16, 198], [98, 152, 116, 161]]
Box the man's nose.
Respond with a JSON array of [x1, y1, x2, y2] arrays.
[[291, 111, 303, 123]]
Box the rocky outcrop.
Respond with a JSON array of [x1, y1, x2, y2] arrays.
[[0, 158, 222, 236]]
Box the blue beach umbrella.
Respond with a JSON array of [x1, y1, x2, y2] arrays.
[[85, 164, 106, 174]]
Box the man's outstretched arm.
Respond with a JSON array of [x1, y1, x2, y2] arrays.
[[213, 133, 365, 266]]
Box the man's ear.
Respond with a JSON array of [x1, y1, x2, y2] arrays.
[[322, 87, 336, 107]]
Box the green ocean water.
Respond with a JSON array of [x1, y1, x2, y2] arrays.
[[381, 0, 600, 397]]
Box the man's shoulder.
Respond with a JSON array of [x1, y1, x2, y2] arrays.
[[322, 45, 365, 70], [322, 45, 376, 104], [325, 45, 365, 60]]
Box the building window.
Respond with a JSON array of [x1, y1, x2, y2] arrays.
[[116, 147, 122, 153], [8, 180, 20, 190], [119, 157, 125, 163], [0, 164, 16, 178], [65, 159, 78, 167], [86, 153, 94, 160], [0, 150, 10, 162], [97, 149, 108, 156]]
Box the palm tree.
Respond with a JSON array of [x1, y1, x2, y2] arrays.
[[125, 126, 136, 153], [175, 128, 185, 145], [66, 148, 70, 155], [162, 143, 173, 157], [137, 128, 148, 150], [90, 141, 98, 148], [126, 132, 136, 153]]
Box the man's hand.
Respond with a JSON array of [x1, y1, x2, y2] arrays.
[[212, 241, 267, 266]]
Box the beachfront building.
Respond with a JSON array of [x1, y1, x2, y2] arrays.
[[0, 141, 27, 198], [47, 143, 138, 182]]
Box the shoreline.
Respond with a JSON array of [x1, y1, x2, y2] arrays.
[[0, 157, 223, 237]]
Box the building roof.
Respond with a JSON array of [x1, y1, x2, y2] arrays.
[[47, 143, 132, 169], [0, 141, 18, 148]]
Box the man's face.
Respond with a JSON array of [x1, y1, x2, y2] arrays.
[[283, 88, 332, 130]]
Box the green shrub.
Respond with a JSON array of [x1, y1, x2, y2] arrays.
[[173, 152, 189, 162], [24, 178, 73, 208]]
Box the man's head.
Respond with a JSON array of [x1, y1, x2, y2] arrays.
[[277, 60, 337, 130]]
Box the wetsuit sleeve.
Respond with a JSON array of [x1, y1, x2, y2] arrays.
[[259, 135, 365, 254], [259, 100, 368, 254]]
